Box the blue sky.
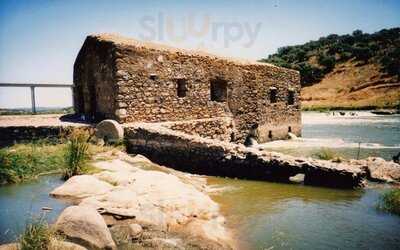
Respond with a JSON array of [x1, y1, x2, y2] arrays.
[[0, 0, 399, 108]]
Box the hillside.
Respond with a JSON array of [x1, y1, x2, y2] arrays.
[[261, 28, 400, 110]]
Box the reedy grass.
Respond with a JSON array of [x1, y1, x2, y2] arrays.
[[0, 129, 113, 184], [0, 142, 65, 184], [312, 148, 342, 162], [62, 130, 92, 180], [19, 216, 56, 250], [377, 189, 400, 216]]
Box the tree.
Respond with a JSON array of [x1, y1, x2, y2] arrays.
[[352, 29, 363, 37], [318, 54, 336, 73], [352, 46, 373, 63]]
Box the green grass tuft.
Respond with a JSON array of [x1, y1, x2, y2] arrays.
[[377, 189, 400, 215], [312, 148, 341, 161], [19, 216, 55, 250], [62, 130, 92, 180]]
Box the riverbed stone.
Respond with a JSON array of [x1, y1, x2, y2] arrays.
[[0, 240, 87, 250], [362, 157, 400, 183], [0, 243, 17, 250], [55, 206, 116, 250], [51, 152, 234, 249], [79, 168, 220, 228], [49, 239, 88, 250], [128, 223, 143, 237], [50, 175, 114, 199]]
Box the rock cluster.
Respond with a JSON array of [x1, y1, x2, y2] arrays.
[[50, 154, 233, 249]]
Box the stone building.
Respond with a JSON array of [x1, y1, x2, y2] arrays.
[[73, 34, 301, 143]]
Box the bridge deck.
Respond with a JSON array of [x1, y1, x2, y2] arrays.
[[0, 114, 90, 127]]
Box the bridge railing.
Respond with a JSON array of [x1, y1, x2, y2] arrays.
[[0, 83, 74, 114]]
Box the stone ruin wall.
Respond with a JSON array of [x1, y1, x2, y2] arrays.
[[125, 124, 365, 188], [159, 117, 234, 141], [74, 35, 301, 144], [73, 37, 118, 120]]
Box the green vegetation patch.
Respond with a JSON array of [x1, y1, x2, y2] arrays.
[[0, 141, 65, 184], [62, 130, 92, 180], [19, 216, 56, 250], [0, 130, 124, 184], [261, 28, 400, 86], [377, 189, 400, 216], [312, 148, 342, 162]]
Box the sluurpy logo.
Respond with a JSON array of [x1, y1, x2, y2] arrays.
[[139, 12, 262, 48]]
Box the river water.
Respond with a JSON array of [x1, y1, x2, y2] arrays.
[[0, 175, 68, 243], [208, 111, 400, 249], [260, 111, 400, 160], [208, 178, 400, 250], [0, 111, 399, 248]]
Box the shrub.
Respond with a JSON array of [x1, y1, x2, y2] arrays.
[[313, 148, 339, 160], [318, 54, 336, 73], [377, 189, 400, 215], [63, 130, 91, 180], [19, 217, 54, 250], [352, 46, 373, 62]]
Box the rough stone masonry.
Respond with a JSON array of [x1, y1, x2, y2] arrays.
[[73, 33, 301, 143]]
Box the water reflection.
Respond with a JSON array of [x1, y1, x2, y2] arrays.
[[208, 177, 400, 250]]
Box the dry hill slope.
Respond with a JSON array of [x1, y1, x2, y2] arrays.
[[301, 60, 400, 109], [261, 28, 400, 110]]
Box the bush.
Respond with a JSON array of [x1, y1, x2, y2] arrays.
[[377, 189, 400, 215], [313, 148, 339, 160], [19, 217, 54, 250], [318, 54, 336, 73], [63, 130, 91, 180], [297, 62, 324, 85], [352, 46, 373, 62]]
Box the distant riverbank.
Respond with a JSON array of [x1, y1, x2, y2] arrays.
[[302, 105, 400, 112], [260, 111, 400, 161]]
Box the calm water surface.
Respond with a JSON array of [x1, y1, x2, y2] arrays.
[[260, 111, 400, 160], [208, 177, 400, 250], [0, 175, 68, 243]]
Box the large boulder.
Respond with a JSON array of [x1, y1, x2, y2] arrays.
[[80, 169, 219, 228], [0, 243, 17, 250], [363, 157, 400, 183], [49, 239, 88, 250], [50, 175, 114, 200], [55, 206, 116, 250], [95, 120, 124, 143], [0, 240, 87, 250], [93, 159, 139, 173], [79, 187, 167, 228]]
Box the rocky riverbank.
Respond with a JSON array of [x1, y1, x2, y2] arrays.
[[48, 151, 234, 249]]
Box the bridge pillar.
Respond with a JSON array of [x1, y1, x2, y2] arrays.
[[30, 86, 36, 114]]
